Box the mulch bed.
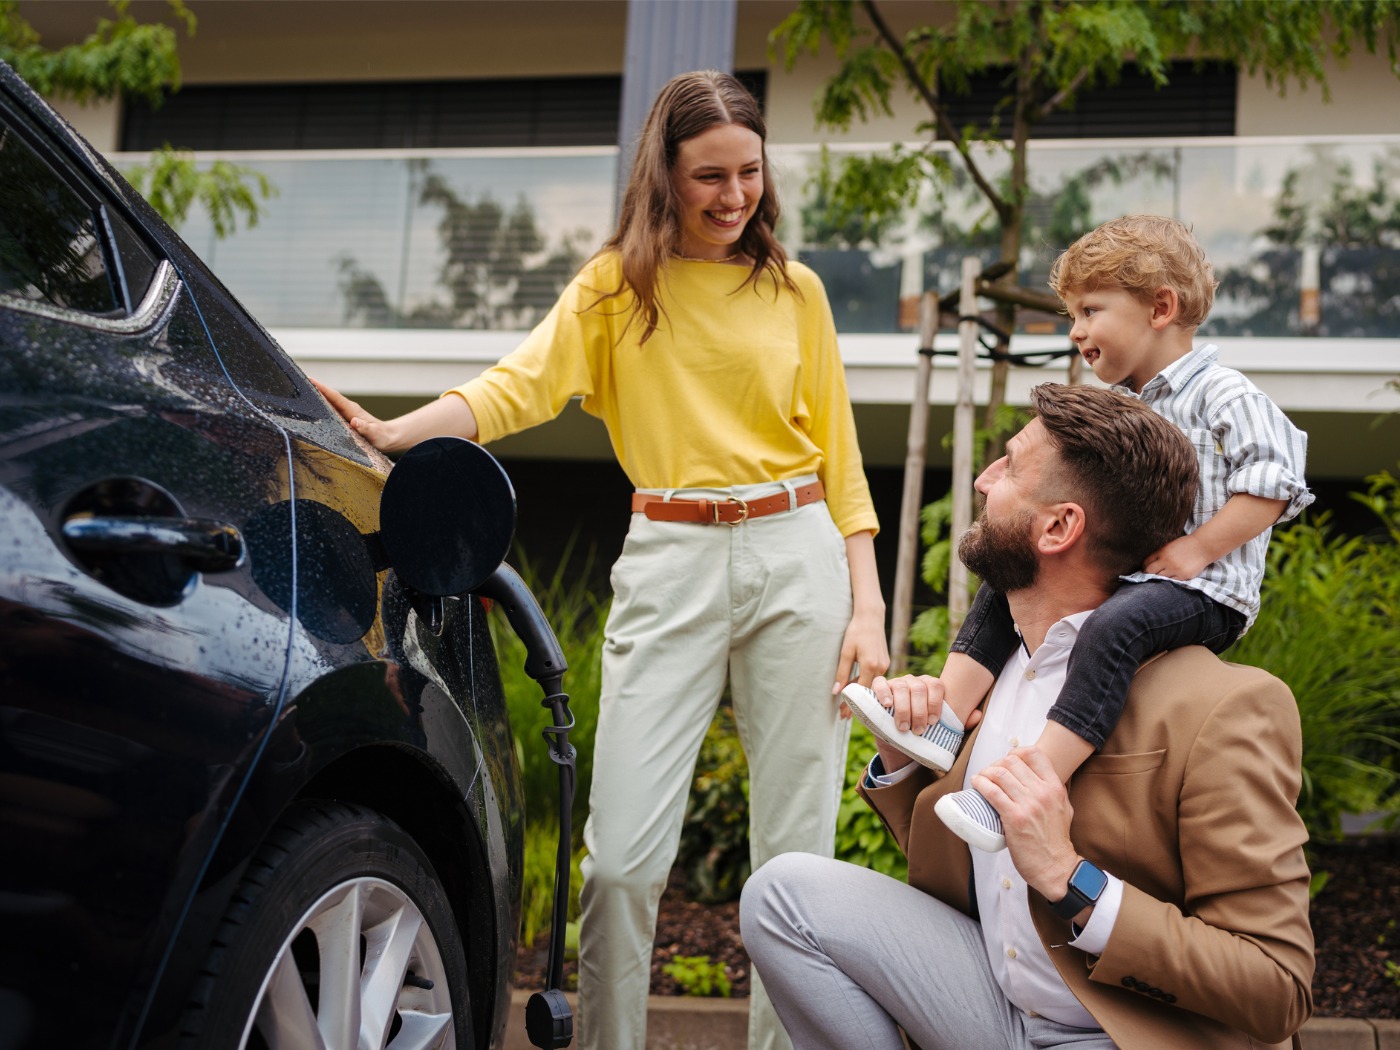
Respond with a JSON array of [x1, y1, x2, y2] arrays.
[[1307, 838, 1400, 1018], [514, 838, 1400, 1018], [513, 867, 755, 998]]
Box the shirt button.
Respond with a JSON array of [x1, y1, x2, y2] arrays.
[[1009, 737, 1020, 748], [1028, 1011, 1040, 1018], [1002, 878, 1012, 889], [1007, 948, 1018, 960], [1025, 669, 1036, 680]]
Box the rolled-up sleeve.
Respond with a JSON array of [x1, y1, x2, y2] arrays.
[[1215, 390, 1314, 525]]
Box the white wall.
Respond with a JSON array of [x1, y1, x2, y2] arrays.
[[1237, 53, 1400, 136], [26, 1, 627, 83], [46, 96, 120, 152]]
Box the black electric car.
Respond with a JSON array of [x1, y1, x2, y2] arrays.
[[0, 60, 572, 1050]]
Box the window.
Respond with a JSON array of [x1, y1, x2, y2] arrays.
[[106, 211, 160, 308], [942, 62, 1236, 139], [121, 73, 768, 151], [0, 117, 118, 313]]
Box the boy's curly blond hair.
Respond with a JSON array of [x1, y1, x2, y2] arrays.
[[1048, 215, 1219, 328]]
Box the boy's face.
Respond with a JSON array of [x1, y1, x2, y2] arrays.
[[1062, 285, 1163, 392]]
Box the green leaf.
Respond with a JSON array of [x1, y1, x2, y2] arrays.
[[0, 0, 193, 105], [122, 148, 276, 236]]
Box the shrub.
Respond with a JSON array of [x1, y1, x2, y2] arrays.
[[493, 540, 605, 945], [676, 704, 752, 903], [519, 820, 585, 947], [1230, 468, 1400, 841], [835, 719, 909, 881], [492, 539, 606, 836], [662, 955, 733, 998]]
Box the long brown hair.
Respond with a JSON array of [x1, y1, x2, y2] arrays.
[[597, 70, 795, 342]]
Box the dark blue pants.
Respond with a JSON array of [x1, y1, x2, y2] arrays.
[[950, 580, 1245, 749]]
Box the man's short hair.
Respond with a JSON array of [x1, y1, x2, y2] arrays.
[[1030, 383, 1198, 578], [1048, 215, 1218, 328]]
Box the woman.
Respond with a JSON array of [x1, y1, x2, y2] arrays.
[[314, 70, 888, 1050]]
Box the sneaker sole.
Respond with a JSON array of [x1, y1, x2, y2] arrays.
[[934, 793, 1007, 852], [842, 684, 957, 772]]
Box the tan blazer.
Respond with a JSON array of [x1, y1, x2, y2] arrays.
[[859, 647, 1315, 1049]]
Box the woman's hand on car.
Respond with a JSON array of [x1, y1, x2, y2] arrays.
[[310, 377, 398, 451], [309, 379, 480, 454]]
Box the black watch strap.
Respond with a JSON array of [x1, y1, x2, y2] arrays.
[[1047, 858, 1107, 920]]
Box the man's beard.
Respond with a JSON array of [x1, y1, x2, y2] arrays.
[[958, 509, 1040, 594]]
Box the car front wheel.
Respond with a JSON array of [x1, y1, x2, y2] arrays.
[[181, 800, 473, 1050]]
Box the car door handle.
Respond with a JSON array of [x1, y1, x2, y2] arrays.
[[62, 515, 244, 573]]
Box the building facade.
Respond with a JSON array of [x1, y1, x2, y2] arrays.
[[25, 0, 1400, 579]]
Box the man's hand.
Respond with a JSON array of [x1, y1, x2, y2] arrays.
[[867, 675, 982, 775], [871, 674, 945, 735], [971, 747, 1079, 905]]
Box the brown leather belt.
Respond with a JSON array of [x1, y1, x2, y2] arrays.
[[631, 480, 825, 525]]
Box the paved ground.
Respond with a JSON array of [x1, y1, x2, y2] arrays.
[[502, 992, 1400, 1050]]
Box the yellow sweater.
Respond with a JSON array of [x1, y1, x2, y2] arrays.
[[445, 251, 878, 538]]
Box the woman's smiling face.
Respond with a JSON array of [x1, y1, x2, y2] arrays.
[[671, 123, 763, 260]]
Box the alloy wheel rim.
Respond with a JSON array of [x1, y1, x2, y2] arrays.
[[240, 876, 455, 1050]]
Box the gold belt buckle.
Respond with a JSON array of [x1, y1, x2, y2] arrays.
[[710, 497, 749, 526]]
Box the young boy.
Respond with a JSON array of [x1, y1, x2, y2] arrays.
[[845, 214, 1313, 850]]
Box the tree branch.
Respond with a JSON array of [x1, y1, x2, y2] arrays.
[[1034, 65, 1092, 123], [976, 282, 1060, 313], [859, 0, 1006, 215]]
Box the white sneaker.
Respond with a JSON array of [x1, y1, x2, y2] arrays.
[[841, 683, 964, 772], [934, 788, 1007, 852]]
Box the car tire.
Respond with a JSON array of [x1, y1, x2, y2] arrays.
[[179, 800, 474, 1050]]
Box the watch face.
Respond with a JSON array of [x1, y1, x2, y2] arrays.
[[1071, 861, 1109, 900]]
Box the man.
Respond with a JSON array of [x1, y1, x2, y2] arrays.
[[740, 384, 1314, 1050]]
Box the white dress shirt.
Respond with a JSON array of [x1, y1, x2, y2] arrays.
[[868, 609, 1125, 1029]]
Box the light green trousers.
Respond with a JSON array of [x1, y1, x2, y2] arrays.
[[577, 475, 855, 1050]]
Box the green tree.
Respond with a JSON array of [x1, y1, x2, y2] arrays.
[[773, 0, 1400, 458], [0, 0, 271, 234]]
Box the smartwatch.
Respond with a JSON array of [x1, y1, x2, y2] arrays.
[[1047, 858, 1109, 920]]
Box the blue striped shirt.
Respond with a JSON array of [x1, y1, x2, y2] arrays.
[[1119, 344, 1313, 631]]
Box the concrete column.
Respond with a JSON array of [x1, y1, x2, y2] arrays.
[[615, 0, 738, 214]]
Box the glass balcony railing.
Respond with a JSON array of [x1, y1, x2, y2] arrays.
[[118, 136, 1400, 339]]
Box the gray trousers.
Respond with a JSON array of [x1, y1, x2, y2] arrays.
[[740, 853, 1119, 1050], [577, 478, 854, 1050]]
